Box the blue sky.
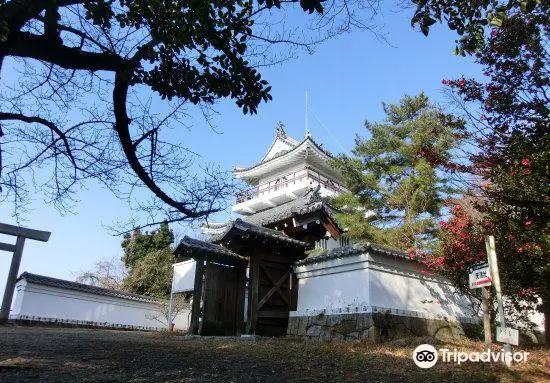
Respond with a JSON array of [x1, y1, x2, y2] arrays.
[[0, 6, 482, 299]]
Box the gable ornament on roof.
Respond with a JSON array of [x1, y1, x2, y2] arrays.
[[276, 121, 286, 137]]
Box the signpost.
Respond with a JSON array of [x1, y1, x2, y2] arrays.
[[485, 235, 513, 366], [496, 326, 519, 346], [469, 261, 493, 348], [469, 236, 518, 366], [469, 262, 492, 289], [167, 260, 196, 331]]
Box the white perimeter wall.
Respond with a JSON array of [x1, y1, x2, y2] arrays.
[[10, 280, 190, 331], [292, 252, 480, 323]]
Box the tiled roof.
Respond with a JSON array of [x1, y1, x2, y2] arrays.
[[211, 219, 309, 248], [174, 236, 246, 264], [201, 222, 228, 229], [297, 242, 409, 266], [18, 272, 159, 303], [260, 123, 300, 162], [243, 187, 342, 229], [234, 136, 334, 173], [199, 221, 229, 236], [200, 221, 232, 239]]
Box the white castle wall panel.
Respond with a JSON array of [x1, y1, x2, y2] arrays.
[[292, 252, 479, 323], [10, 280, 190, 331]]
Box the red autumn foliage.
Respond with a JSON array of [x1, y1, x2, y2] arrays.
[[419, 201, 547, 311]]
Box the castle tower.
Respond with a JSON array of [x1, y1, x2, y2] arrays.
[[202, 123, 349, 248], [232, 122, 348, 215]]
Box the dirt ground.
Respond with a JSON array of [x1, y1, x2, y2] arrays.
[[0, 326, 548, 383]]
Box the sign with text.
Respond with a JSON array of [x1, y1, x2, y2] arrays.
[[171, 260, 196, 293], [496, 326, 519, 346], [469, 263, 492, 289]]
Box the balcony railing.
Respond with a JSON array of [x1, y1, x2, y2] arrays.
[[235, 168, 347, 203]]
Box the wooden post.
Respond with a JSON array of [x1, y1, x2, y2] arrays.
[[234, 264, 246, 335], [485, 235, 512, 366], [189, 260, 205, 335], [0, 223, 51, 242], [482, 286, 492, 350], [167, 289, 174, 332], [0, 223, 50, 324], [0, 236, 25, 323], [246, 257, 259, 334], [290, 271, 298, 311]]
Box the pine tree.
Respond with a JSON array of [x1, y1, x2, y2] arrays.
[[330, 93, 466, 250]]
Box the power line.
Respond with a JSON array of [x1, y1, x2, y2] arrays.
[[307, 106, 347, 153], [305, 91, 309, 136]]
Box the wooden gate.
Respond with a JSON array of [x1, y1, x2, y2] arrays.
[[248, 254, 298, 337], [202, 262, 246, 335], [175, 225, 307, 337]]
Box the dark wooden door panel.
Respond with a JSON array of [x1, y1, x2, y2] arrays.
[[203, 263, 243, 335], [251, 257, 294, 336]]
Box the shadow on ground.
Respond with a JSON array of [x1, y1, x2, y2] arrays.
[[0, 327, 547, 382]]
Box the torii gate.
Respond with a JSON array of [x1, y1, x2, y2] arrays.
[[0, 223, 51, 324]]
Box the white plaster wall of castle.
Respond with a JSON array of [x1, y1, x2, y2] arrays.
[[263, 139, 295, 161], [291, 252, 480, 324], [255, 163, 341, 199], [234, 153, 346, 214], [316, 237, 348, 251], [292, 253, 371, 315], [10, 280, 190, 331], [257, 164, 308, 193]]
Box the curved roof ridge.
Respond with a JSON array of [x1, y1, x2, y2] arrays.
[[297, 242, 409, 266], [174, 236, 246, 264], [200, 221, 229, 229], [232, 218, 309, 247], [259, 123, 300, 163], [208, 218, 309, 248], [234, 136, 334, 175], [241, 186, 344, 231]]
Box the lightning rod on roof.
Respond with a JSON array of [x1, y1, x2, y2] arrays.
[[305, 91, 310, 138]]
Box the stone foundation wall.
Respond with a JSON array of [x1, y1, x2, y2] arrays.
[[287, 312, 479, 341]]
